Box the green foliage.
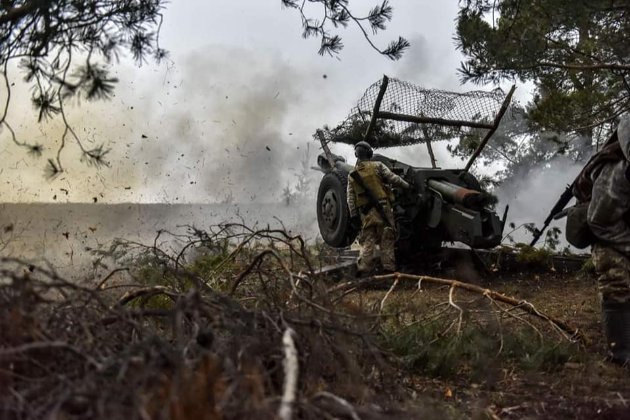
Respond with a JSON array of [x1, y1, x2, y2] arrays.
[[133, 253, 187, 288], [517, 341, 579, 372], [1, 0, 167, 172], [127, 291, 172, 311], [92, 232, 233, 297], [455, 0, 630, 139], [281, 0, 409, 60], [579, 257, 595, 275], [382, 320, 494, 378], [514, 244, 553, 268], [543, 227, 562, 251], [187, 244, 231, 279], [381, 319, 580, 379], [503, 222, 563, 256], [121, 242, 235, 311], [503, 226, 561, 269], [141, 242, 231, 286]]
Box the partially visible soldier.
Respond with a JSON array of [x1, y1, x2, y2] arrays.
[[347, 141, 410, 274], [582, 114, 630, 366]]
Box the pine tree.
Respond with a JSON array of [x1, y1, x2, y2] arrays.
[[455, 0, 630, 155]]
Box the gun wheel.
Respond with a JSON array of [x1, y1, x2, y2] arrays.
[[321, 190, 339, 227], [317, 170, 358, 247]]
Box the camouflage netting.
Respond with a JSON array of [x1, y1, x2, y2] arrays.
[[320, 77, 507, 148]]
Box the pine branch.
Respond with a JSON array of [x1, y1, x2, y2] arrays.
[[0, 0, 166, 173], [282, 0, 408, 60]]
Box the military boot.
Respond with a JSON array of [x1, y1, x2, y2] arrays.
[[602, 300, 630, 366]]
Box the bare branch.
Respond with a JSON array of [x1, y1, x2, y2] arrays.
[[278, 328, 299, 420]]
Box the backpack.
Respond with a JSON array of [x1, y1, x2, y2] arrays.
[[565, 135, 623, 249], [564, 202, 597, 249]]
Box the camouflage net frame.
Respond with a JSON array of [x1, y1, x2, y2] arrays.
[[320, 76, 510, 149]]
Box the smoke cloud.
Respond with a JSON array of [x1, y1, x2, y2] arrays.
[[1, 46, 334, 204], [495, 156, 583, 246]]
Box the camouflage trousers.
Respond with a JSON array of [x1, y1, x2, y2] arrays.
[[592, 244, 630, 303], [357, 206, 396, 273]]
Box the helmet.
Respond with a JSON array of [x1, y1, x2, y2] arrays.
[[354, 141, 373, 159]]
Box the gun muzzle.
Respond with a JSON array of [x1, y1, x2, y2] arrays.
[[427, 179, 491, 210]]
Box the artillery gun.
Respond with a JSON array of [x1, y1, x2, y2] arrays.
[[315, 76, 514, 259]]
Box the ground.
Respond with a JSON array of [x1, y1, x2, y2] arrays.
[[2, 231, 629, 419], [362, 269, 630, 419]]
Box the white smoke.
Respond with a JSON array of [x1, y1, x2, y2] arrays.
[[495, 156, 583, 247], [0, 46, 335, 205]]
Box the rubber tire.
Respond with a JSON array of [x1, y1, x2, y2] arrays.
[[317, 171, 358, 247]]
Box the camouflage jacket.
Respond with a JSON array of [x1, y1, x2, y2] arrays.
[[347, 160, 409, 218], [587, 157, 630, 256]]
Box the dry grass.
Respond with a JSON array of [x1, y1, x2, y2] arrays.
[[1, 224, 628, 419]]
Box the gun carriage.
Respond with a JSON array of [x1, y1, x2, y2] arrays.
[[314, 76, 515, 259]]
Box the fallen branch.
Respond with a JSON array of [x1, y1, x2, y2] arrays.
[[0, 341, 102, 370], [329, 273, 585, 343], [448, 285, 464, 334], [279, 328, 299, 420], [230, 249, 274, 295], [94, 267, 130, 290], [117, 286, 178, 306], [312, 392, 361, 420], [379, 277, 399, 312]]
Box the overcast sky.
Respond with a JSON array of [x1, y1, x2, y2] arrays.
[[1, 0, 527, 204]]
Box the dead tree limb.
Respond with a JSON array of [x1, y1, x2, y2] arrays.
[[279, 328, 299, 420], [329, 273, 585, 343], [116, 286, 178, 306]]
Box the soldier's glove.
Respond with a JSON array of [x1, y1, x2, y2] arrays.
[[350, 215, 361, 232]]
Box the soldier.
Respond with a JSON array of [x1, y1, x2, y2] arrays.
[[347, 141, 410, 274], [582, 114, 630, 365]]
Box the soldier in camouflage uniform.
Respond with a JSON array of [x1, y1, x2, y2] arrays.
[[347, 141, 410, 274], [586, 114, 630, 365]]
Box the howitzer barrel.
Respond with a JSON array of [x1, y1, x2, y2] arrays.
[[427, 179, 488, 210], [316, 153, 353, 174]]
